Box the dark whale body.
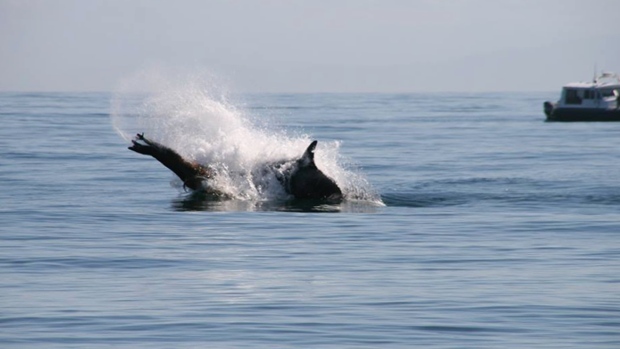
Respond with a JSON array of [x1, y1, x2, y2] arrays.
[[128, 134, 343, 202]]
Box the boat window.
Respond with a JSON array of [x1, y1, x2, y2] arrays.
[[601, 89, 615, 97], [584, 90, 594, 99], [565, 89, 582, 104]]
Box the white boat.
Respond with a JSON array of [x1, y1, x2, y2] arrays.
[[544, 72, 620, 121]]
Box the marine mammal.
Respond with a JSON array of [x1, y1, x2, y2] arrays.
[[128, 133, 343, 202]]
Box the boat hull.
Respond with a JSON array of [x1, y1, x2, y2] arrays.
[[544, 102, 620, 122]]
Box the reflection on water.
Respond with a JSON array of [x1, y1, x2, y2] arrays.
[[171, 192, 382, 213]]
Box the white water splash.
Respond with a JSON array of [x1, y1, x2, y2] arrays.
[[111, 67, 382, 204]]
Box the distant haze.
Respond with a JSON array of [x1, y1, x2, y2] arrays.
[[1, 0, 619, 93]]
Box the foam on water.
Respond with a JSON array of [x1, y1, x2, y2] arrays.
[[110, 68, 382, 204]]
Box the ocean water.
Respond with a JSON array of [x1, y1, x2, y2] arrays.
[[1, 89, 619, 348]]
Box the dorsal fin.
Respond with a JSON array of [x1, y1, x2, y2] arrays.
[[299, 140, 318, 168]]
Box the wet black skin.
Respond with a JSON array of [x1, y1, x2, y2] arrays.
[[285, 141, 343, 201], [128, 134, 343, 202]]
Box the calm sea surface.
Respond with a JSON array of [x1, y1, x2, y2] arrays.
[[1, 91, 618, 348]]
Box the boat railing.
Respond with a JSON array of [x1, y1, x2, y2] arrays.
[[594, 72, 620, 84]]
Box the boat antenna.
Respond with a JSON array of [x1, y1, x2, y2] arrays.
[[593, 63, 598, 83]]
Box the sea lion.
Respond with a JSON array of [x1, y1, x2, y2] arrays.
[[128, 133, 343, 201]]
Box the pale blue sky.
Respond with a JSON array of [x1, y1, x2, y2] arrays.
[[1, 0, 618, 92]]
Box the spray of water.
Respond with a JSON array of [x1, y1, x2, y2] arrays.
[[110, 67, 382, 204]]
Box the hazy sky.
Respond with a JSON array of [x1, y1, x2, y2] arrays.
[[1, 0, 619, 92]]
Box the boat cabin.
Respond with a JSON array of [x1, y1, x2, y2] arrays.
[[559, 82, 620, 109]]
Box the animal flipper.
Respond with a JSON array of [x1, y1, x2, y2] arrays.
[[299, 140, 318, 168], [287, 140, 343, 201], [128, 133, 211, 191], [128, 133, 162, 156]]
